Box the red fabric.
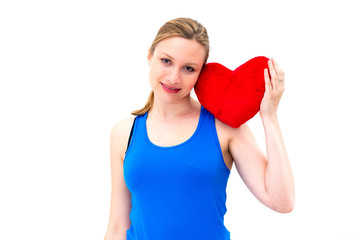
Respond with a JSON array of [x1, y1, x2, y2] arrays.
[[195, 56, 269, 128]]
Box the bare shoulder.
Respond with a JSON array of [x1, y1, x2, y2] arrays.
[[111, 116, 136, 138], [215, 118, 233, 132], [215, 119, 254, 145], [215, 118, 246, 137], [110, 116, 136, 159]]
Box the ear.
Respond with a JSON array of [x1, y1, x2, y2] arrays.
[[147, 49, 152, 66]]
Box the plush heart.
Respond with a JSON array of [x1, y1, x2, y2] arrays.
[[195, 56, 269, 128]]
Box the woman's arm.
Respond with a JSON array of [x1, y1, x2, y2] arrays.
[[104, 118, 134, 240], [228, 59, 295, 213]]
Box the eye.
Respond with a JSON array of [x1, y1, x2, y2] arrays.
[[161, 58, 171, 64], [184, 66, 195, 72]]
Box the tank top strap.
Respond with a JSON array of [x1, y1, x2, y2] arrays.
[[198, 105, 215, 131]]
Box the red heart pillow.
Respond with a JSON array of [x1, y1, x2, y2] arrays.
[[195, 56, 269, 128]]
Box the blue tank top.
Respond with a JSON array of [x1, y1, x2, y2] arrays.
[[124, 106, 231, 240]]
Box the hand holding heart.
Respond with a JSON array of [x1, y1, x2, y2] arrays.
[[260, 58, 285, 119], [195, 57, 285, 128]]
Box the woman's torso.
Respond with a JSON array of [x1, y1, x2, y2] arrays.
[[123, 105, 232, 240]]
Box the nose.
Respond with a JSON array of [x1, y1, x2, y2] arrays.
[[167, 68, 181, 84]]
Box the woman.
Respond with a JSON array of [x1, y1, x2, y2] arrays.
[[104, 17, 295, 240]]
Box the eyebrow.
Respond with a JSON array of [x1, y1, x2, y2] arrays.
[[160, 53, 199, 66]]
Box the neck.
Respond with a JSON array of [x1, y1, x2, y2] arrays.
[[149, 95, 199, 120]]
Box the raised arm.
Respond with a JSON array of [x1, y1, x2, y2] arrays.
[[104, 118, 134, 240], [229, 59, 295, 213]]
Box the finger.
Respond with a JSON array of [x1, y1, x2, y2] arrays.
[[264, 68, 272, 92], [268, 59, 278, 89], [272, 58, 285, 84], [272, 59, 285, 93]]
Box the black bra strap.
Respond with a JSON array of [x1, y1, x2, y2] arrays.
[[126, 117, 136, 153]]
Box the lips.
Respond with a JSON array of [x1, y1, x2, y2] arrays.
[[161, 83, 181, 93]]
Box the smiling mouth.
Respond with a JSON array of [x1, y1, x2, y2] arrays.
[[161, 83, 181, 93]]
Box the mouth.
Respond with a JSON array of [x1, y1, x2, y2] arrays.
[[161, 83, 181, 93]]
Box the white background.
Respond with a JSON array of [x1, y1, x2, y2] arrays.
[[1, 0, 359, 239]]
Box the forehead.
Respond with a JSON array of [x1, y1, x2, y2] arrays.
[[154, 37, 206, 64]]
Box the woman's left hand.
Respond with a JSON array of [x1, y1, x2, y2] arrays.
[[260, 58, 285, 119]]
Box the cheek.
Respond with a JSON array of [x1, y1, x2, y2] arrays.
[[189, 73, 201, 87], [148, 65, 161, 84], [182, 77, 199, 91], [149, 62, 167, 79]]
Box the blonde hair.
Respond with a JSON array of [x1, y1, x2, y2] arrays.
[[132, 17, 210, 116]]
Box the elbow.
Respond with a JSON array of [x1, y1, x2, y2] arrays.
[[267, 191, 295, 213], [273, 196, 295, 213], [276, 203, 294, 213]]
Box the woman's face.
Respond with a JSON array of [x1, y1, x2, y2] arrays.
[[148, 37, 206, 104]]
